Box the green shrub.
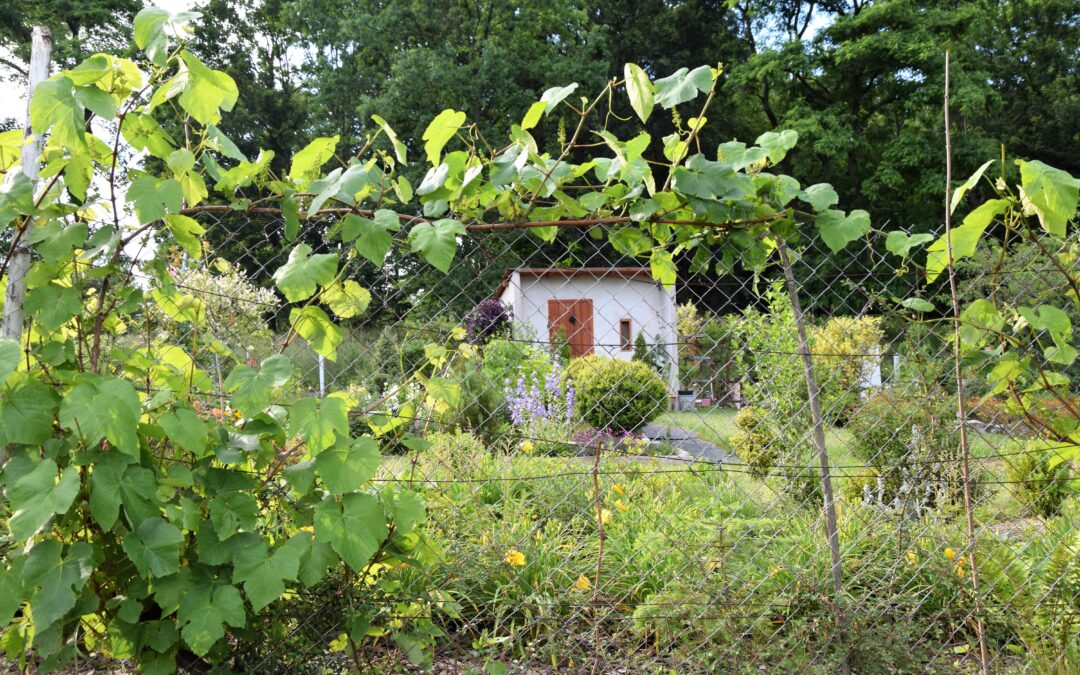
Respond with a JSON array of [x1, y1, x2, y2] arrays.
[[432, 366, 505, 442], [425, 430, 488, 480], [730, 406, 778, 478], [1006, 441, 1073, 518], [572, 357, 668, 431], [848, 390, 966, 508]]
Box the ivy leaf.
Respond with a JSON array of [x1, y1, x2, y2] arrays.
[[59, 375, 142, 458], [164, 214, 205, 257], [127, 176, 183, 225], [223, 355, 293, 417], [178, 583, 246, 657], [885, 231, 935, 258], [815, 209, 870, 252], [321, 280, 371, 319], [21, 540, 93, 632], [289, 136, 339, 189], [0, 336, 18, 382], [288, 396, 349, 454], [539, 83, 579, 113], [123, 518, 184, 578], [232, 536, 306, 611], [178, 51, 239, 126], [409, 218, 465, 273], [422, 109, 466, 166], [289, 306, 343, 360], [8, 460, 80, 541], [755, 129, 799, 165], [89, 459, 161, 531], [133, 7, 170, 65], [925, 199, 1010, 282], [1018, 159, 1080, 237], [654, 66, 712, 109], [342, 210, 399, 265], [315, 437, 380, 495], [30, 77, 85, 149], [623, 63, 654, 123], [799, 183, 839, 212], [313, 493, 388, 572], [0, 372, 60, 446], [950, 159, 995, 214], [272, 244, 338, 303], [209, 492, 259, 540], [371, 115, 406, 163]]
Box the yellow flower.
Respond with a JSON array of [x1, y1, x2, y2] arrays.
[[599, 509, 612, 525], [299, 525, 314, 533], [614, 499, 628, 512], [769, 565, 784, 577], [906, 550, 917, 565], [503, 549, 526, 567], [612, 483, 626, 496], [944, 548, 956, 561], [573, 575, 591, 592], [521, 440, 534, 454]]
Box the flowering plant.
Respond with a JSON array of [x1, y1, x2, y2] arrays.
[[464, 298, 512, 344], [505, 358, 579, 454]]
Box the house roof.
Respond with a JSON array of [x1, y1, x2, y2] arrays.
[[492, 267, 655, 299]]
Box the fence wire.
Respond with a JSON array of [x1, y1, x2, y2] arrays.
[[133, 210, 1078, 673]]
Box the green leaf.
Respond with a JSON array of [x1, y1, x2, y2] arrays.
[[289, 136, 339, 189], [650, 249, 677, 289], [163, 214, 205, 258], [520, 101, 547, 130], [422, 109, 466, 166], [289, 306, 344, 361], [151, 286, 206, 325], [0, 336, 18, 382], [206, 124, 246, 161], [0, 372, 60, 446], [59, 375, 142, 458], [926, 199, 1010, 282], [133, 7, 170, 64], [232, 536, 306, 611], [123, 518, 184, 578], [1020, 304, 1071, 336], [288, 396, 349, 454], [815, 209, 870, 252], [315, 437, 380, 495], [539, 83, 579, 112], [89, 459, 159, 531], [654, 66, 712, 109], [755, 129, 799, 164], [8, 460, 80, 541], [313, 493, 388, 572], [159, 408, 208, 455], [178, 51, 239, 126], [381, 488, 426, 536], [209, 492, 259, 540], [371, 115, 406, 163], [900, 298, 935, 312], [716, 141, 766, 170], [321, 280, 371, 319], [25, 283, 80, 331], [177, 583, 246, 656], [22, 540, 93, 631], [127, 175, 183, 225], [343, 210, 400, 265], [409, 218, 466, 272], [950, 160, 995, 214], [1018, 159, 1079, 237], [884, 231, 935, 258], [30, 77, 85, 149], [623, 63, 654, 123], [223, 355, 293, 417], [273, 243, 338, 302], [28, 220, 88, 261], [799, 183, 839, 212]]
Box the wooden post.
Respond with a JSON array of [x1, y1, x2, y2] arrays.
[[943, 50, 990, 674], [777, 238, 849, 674], [1, 25, 53, 340]]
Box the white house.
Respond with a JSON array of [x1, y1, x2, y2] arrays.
[[494, 267, 679, 391]]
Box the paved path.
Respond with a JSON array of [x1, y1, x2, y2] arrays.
[[641, 422, 739, 464]]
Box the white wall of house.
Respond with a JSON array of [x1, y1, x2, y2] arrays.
[[498, 270, 679, 391]]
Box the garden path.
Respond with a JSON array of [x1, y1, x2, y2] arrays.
[[641, 422, 739, 464]]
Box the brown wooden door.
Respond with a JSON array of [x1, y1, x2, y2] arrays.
[[548, 299, 594, 357]]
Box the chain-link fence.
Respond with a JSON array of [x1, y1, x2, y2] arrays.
[[127, 209, 1079, 673]]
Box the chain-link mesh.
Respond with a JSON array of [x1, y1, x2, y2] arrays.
[[139, 211, 1077, 673]]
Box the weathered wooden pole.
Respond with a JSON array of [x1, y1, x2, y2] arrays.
[[1, 25, 53, 340]]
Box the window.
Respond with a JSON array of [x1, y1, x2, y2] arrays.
[[619, 319, 632, 350]]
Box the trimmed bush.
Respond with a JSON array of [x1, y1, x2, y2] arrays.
[[1006, 441, 1073, 518], [572, 356, 668, 431]]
